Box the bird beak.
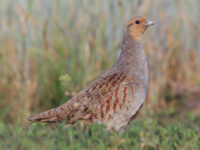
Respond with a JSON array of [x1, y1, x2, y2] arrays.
[[145, 20, 154, 26]]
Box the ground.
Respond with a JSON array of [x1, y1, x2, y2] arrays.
[[0, 111, 199, 150]]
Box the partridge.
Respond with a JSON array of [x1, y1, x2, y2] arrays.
[[29, 16, 154, 133]]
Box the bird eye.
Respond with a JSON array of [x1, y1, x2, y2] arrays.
[[135, 20, 140, 24]]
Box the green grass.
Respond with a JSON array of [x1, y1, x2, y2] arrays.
[[0, 114, 199, 150]]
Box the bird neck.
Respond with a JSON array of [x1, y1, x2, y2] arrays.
[[118, 31, 145, 65], [116, 31, 148, 86]]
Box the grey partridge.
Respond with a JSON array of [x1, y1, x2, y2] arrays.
[[28, 16, 154, 133]]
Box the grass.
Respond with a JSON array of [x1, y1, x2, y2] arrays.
[[0, 113, 199, 150]]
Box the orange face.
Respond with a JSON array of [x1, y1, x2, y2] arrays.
[[127, 17, 154, 41]]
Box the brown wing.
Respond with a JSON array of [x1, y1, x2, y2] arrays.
[[69, 72, 132, 123], [61, 72, 124, 122]]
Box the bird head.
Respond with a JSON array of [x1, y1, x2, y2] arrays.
[[126, 16, 154, 41]]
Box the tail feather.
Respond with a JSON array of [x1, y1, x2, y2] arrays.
[[28, 104, 70, 123]]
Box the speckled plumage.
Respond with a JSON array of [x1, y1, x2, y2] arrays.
[[28, 17, 153, 133]]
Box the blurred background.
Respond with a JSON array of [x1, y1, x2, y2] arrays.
[[0, 0, 200, 147]]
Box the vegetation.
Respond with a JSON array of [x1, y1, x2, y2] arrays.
[[1, 113, 200, 150], [0, 0, 200, 149]]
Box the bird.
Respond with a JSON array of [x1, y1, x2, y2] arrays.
[[28, 16, 154, 133]]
